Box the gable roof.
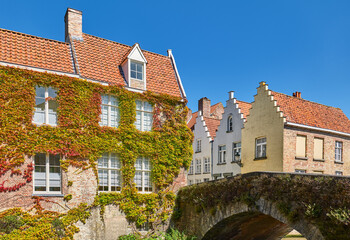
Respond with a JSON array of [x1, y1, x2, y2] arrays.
[[271, 91, 350, 134], [203, 117, 221, 139], [236, 100, 251, 119], [0, 28, 75, 74], [0, 29, 183, 98]]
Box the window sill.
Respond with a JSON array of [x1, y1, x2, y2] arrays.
[[195, 173, 202, 175], [217, 162, 227, 165], [33, 123, 57, 127], [203, 171, 211, 174], [254, 157, 267, 160], [334, 161, 344, 165], [32, 193, 64, 197], [226, 130, 233, 133], [313, 158, 325, 162], [188, 173, 194, 175], [231, 160, 241, 163], [295, 157, 308, 161], [195, 151, 201, 153]]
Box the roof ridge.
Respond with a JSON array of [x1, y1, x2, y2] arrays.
[[82, 33, 170, 58], [0, 28, 69, 45], [236, 99, 252, 105], [271, 90, 342, 111]]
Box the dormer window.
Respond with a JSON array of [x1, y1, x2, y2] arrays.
[[131, 61, 143, 80]]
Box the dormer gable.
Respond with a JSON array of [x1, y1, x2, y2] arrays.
[[122, 43, 147, 91]]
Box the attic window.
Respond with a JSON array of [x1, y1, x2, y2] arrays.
[[131, 61, 143, 80]]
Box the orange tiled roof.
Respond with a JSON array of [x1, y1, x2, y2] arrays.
[[0, 28, 74, 74], [203, 117, 221, 138], [72, 34, 182, 97], [0, 29, 183, 97], [272, 91, 350, 133], [237, 100, 251, 119]]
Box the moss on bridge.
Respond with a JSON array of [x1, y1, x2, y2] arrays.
[[174, 172, 350, 240]]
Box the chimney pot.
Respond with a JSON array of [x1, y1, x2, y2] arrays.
[[65, 8, 83, 42], [228, 91, 234, 100], [292, 91, 302, 98]]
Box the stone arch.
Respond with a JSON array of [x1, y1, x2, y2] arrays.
[[175, 198, 324, 240]]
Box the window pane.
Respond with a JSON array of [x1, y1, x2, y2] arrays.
[[131, 62, 136, 71], [101, 95, 109, 105], [134, 171, 142, 189], [36, 86, 45, 98], [98, 169, 108, 191], [48, 87, 57, 98], [136, 100, 142, 110], [49, 154, 60, 166], [135, 111, 142, 130], [111, 170, 121, 191], [110, 154, 120, 169], [136, 63, 142, 72], [35, 153, 46, 166], [100, 105, 108, 126], [135, 158, 142, 170], [110, 96, 118, 107], [144, 158, 150, 170], [110, 107, 119, 128], [137, 72, 142, 80], [131, 71, 137, 79], [144, 102, 153, 112], [143, 112, 152, 131], [98, 154, 108, 168], [48, 100, 58, 125]]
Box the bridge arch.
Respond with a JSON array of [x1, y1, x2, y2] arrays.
[[173, 172, 350, 240]]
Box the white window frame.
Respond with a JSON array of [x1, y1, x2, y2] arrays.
[[98, 153, 122, 192], [218, 145, 226, 164], [295, 169, 306, 174], [227, 116, 233, 132], [33, 153, 61, 194], [99, 94, 120, 128], [204, 157, 210, 173], [135, 100, 153, 131], [335, 141, 343, 162], [33, 86, 58, 126], [134, 157, 152, 193], [189, 160, 194, 175], [335, 171, 343, 176], [196, 139, 201, 152], [232, 142, 241, 162], [188, 180, 193, 185], [195, 159, 202, 174], [255, 137, 267, 158], [130, 61, 144, 81]]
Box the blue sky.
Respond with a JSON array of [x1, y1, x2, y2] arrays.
[[1, 0, 350, 116]]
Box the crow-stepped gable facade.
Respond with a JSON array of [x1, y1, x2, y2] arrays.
[[0, 8, 192, 239]]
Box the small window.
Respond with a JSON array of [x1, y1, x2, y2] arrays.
[[314, 138, 324, 160], [135, 100, 153, 131], [195, 179, 201, 184], [227, 116, 233, 132], [34, 153, 61, 193], [131, 61, 143, 80], [195, 159, 202, 174], [296, 135, 307, 158], [335, 141, 343, 162], [100, 95, 120, 127], [134, 157, 152, 192], [188, 180, 193, 185], [203, 178, 209, 182], [255, 138, 267, 158], [295, 169, 306, 174], [33, 86, 58, 126], [98, 153, 121, 192], [188, 160, 194, 175], [196, 139, 202, 152], [335, 171, 343, 176], [204, 157, 210, 173], [232, 142, 241, 162], [218, 145, 226, 164]]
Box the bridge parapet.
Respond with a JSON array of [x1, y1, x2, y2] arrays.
[[173, 172, 350, 240]]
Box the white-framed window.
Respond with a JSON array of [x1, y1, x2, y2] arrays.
[[188, 180, 193, 185], [131, 61, 144, 80], [218, 145, 226, 164], [195, 159, 201, 174], [255, 137, 267, 158], [189, 160, 194, 175], [34, 153, 61, 193], [335, 171, 343, 176], [227, 116, 233, 132], [203, 178, 209, 182], [33, 86, 58, 126], [232, 142, 241, 162], [204, 157, 210, 173], [196, 139, 201, 152], [335, 141, 343, 162], [195, 179, 201, 184], [295, 169, 306, 174], [134, 157, 152, 192], [135, 100, 153, 131], [100, 95, 119, 127], [98, 153, 122, 192]]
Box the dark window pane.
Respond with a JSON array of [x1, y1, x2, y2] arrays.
[[35, 153, 46, 165], [36, 86, 45, 98]]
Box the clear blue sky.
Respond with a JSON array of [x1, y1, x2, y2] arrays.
[[1, 0, 350, 117]]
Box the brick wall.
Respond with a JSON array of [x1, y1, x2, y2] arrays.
[[283, 127, 350, 175]]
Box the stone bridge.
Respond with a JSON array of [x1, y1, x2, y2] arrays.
[[172, 172, 350, 240]]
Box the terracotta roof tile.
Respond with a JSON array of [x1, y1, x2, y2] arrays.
[[203, 117, 221, 138], [72, 34, 182, 97], [236, 100, 251, 119], [272, 91, 350, 133], [0, 28, 74, 73]]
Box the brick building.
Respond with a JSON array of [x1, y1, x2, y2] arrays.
[[242, 82, 350, 175]]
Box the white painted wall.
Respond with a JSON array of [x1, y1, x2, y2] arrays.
[[212, 95, 243, 179], [187, 112, 212, 185]]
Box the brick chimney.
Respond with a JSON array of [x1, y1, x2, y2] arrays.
[[292, 91, 302, 98], [198, 97, 211, 118], [65, 8, 83, 42]]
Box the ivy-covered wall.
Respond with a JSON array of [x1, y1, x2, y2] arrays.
[[0, 66, 193, 239]]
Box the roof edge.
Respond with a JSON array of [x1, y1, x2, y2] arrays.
[[285, 122, 350, 137]]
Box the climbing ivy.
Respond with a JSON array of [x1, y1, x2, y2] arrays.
[[0, 66, 193, 239]]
